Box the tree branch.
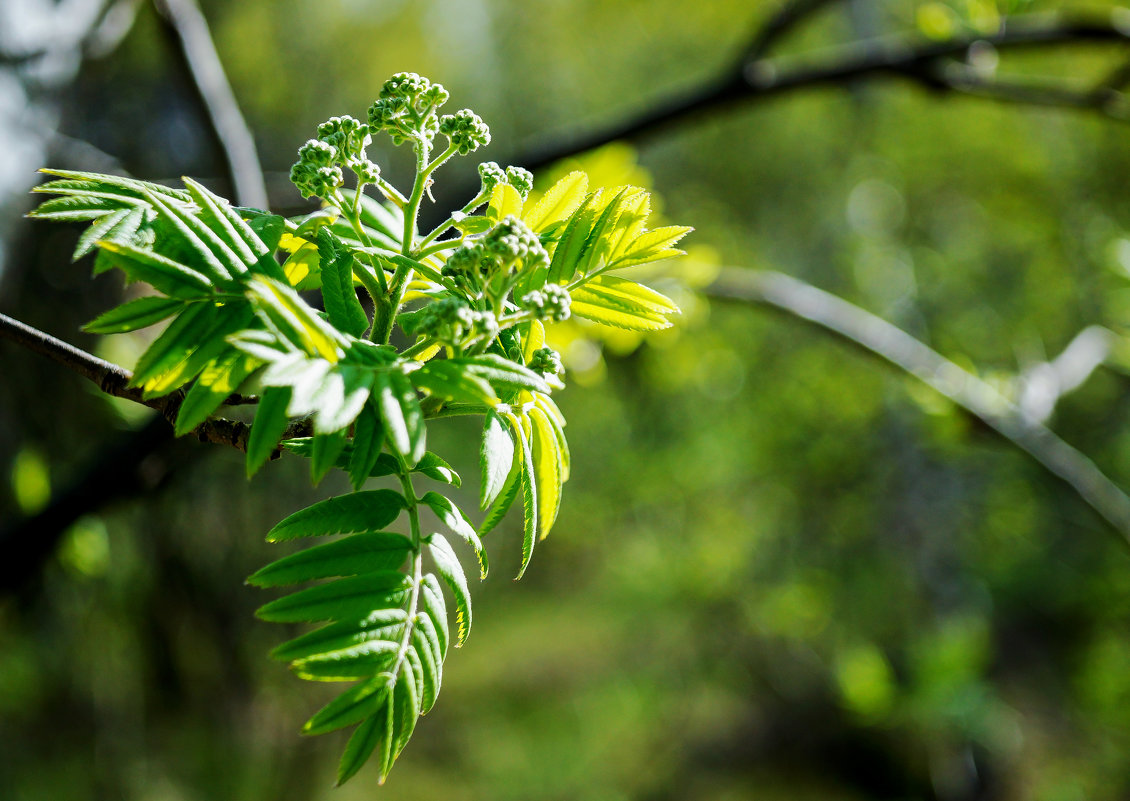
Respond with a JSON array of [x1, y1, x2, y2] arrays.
[[705, 268, 1130, 543], [0, 312, 265, 450], [740, 0, 844, 63], [152, 0, 268, 208], [520, 10, 1130, 171]]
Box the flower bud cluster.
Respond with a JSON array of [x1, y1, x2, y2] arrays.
[[367, 72, 450, 147], [476, 163, 534, 200], [438, 109, 491, 155], [290, 115, 378, 199], [519, 283, 571, 322], [410, 297, 498, 347], [442, 216, 549, 297], [528, 346, 563, 377]]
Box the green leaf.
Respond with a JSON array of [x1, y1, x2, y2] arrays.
[[478, 453, 520, 537], [528, 406, 563, 540], [29, 193, 134, 221], [535, 394, 570, 481], [584, 273, 677, 310], [246, 386, 292, 477], [74, 207, 131, 260], [375, 369, 426, 466], [95, 241, 213, 299], [256, 570, 411, 622], [132, 304, 253, 396], [458, 353, 550, 395], [411, 616, 441, 713], [311, 429, 349, 485], [610, 225, 692, 269], [174, 350, 259, 436], [182, 177, 261, 267], [426, 534, 472, 647], [577, 188, 629, 276], [317, 228, 369, 338], [420, 492, 487, 579], [303, 676, 391, 735], [569, 298, 674, 331], [313, 365, 374, 435], [419, 574, 449, 658], [247, 213, 286, 254], [83, 295, 184, 334], [292, 640, 399, 681], [480, 411, 515, 510], [546, 193, 597, 285], [246, 277, 344, 362], [337, 715, 383, 786], [507, 412, 538, 579], [391, 655, 419, 760], [36, 168, 191, 202], [487, 183, 523, 222], [143, 188, 241, 285], [415, 452, 460, 487], [266, 489, 406, 541], [348, 404, 385, 491], [523, 171, 588, 232], [271, 608, 407, 662], [249, 531, 414, 587], [412, 360, 496, 406]]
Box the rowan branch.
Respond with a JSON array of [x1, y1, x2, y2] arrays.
[[705, 268, 1130, 543], [521, 10, 1130, 171], [0, 312, 267, 451]]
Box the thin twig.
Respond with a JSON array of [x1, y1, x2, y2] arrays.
[[153, 0, 268, 208], [520, 10, 1130, 171], [705, 268, 1130, 541]]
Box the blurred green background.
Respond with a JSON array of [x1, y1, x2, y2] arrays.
[[5, 0, 1130, 799]]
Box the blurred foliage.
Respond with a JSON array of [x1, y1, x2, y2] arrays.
[[6, 0, 1130, 799]]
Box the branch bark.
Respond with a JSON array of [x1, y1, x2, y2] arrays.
[[0, 312, 268, 451], [705, 268, 1130, 542]]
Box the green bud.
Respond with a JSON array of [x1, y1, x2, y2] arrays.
[[439, 109, 491, 155]]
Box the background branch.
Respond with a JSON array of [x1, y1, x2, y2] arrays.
[[520, 10, 1130, 171], [705, 268, 1130, 542], [153, 0, 268, 208]]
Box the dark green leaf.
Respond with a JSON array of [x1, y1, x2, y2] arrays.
[[419, 573, 449, 658], [375, 369, 425, 466], [317, 228, 369, 338], [256, 570, 411, 622], [480, 411, 515, 510], [249, 531, 413, 587], [303, 675, 391, 735], [246, 386, 292, 477], [311, 429, 348, 485], [420, 492, 487, 579], [458, 353, 550, 395], [174, 350, 259, 436], [266, 489, 406, 541], [292, 640, 398, 681], [426, 534, 472, 646], [271, 608, 407, 662], [348, 403, 385, 491], [83, 295, 184, 334], [96, 241, 213, 299]]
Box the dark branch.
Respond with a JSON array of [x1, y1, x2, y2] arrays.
[[520, 11, 1130, 171], [705, 268, 1130, 543], [153, 0, 268, 208], [740, 0, 843, 63], [0, 312, 264, 449]]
